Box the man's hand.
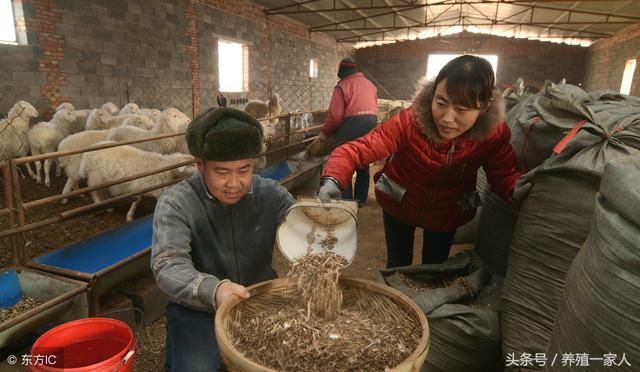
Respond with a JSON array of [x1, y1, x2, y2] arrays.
[[215, 281, 249, 309], [318, 178, 342, 202], [317, 131, 327, 140]]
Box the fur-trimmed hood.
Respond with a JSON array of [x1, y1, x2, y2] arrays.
[[413, 81, 505, 143]]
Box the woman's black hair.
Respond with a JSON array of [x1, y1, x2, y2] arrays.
[[434, 55, 495, 109]]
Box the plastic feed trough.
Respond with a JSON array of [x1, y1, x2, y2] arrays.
[[0, 268, 88, 348]]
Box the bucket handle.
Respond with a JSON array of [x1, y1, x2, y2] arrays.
[[99, 307, 144, 371], [112, 349, 136, 372], [290, 200, 358, 221]]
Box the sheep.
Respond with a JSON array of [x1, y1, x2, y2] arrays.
[[56, 102, 119, 134], [102, 102, 119, 115], [27, 108, 78, 186], [57, 130, 111, 203], [106, 111, 185, 154], [0, 101, 39, 178], [139, 108, 161, 123], [291, 112, 313, 129], [78, 142, 196, 221], [160, 107, 191, 153], [243, 94, 282, 139], [121, 115, 155, 130], [55, 103, 75, 112], [118, 103, 140, 115], [86, 109, 152, 131], [85, 109, 106, 130], [162, 107, 191, 128]]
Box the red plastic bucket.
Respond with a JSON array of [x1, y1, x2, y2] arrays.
[[30, 317, 135, 371]]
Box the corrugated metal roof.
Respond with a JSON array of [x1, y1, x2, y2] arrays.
[[249, 0, 640, 47]]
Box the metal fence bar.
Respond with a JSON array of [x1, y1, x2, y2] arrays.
[[1, 162, 12, 218], [13, 132, 187, 165], [23, 160, 194, 210], [9, 160, 27, 264], [0, 177, 184, 239]]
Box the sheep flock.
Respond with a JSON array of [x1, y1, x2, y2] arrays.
[[2, 95, 315, 221]]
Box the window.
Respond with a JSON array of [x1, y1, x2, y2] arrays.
[[218, 40, 246, 92], [0, 0, 17, 44], [620, 59, 636, 95], [426, 54, 499, 81], [309, 59, 318, 78]]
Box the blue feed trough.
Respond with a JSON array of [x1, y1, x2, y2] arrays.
[[0, 268, 88, 348], [259, 160, 293, 181], [259, 159, 322, 191], [28, 216, 154, 313], [32, 216, 153, 275]]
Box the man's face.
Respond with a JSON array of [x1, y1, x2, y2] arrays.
[[431, 79, 483, 141], [196, 158, 254, 205]]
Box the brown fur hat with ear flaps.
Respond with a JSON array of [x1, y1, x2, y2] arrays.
[[413, 80, 506, 143], [186, 107, 266, 161]]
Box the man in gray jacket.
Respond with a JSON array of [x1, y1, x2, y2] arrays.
[[151, 107, 295, 372]]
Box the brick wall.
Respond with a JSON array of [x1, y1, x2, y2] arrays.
[[0, 0, 345, 118], [584, 24, 640, 96], [196, 0, 345, 113], [356, 31, 588, 100]]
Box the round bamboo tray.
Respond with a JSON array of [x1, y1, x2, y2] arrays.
[[215, 277, 430, 371]]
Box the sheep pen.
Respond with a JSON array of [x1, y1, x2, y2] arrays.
[[225, 251, 422, 371]]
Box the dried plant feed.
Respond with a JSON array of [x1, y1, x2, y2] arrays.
[[387, 272, 474, 296], [0, 297, 41, 323], [288, 251, 346, 319], [228, 283, 420, 371], [227, 252, 420, 370]]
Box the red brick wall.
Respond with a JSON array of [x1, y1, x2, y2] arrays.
[[584, 24, 640, 96], [185, 0, 200, 115], [24, 0, 66, 117], [355, 31, 588, 100]]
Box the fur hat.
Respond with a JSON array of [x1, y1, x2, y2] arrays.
[[186, 107, 264, 161], [337, 57, 358, 79]]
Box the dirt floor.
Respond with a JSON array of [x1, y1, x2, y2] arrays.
[[0, 164, 471, 371]]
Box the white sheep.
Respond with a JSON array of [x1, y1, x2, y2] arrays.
[[160, 107, 191, 153], [0, 101, 39, 178], [86, 109, 152, 131], [243, 94, 282, 139], [57, 130, 111, 203], [102, 102, 119, 115], [162, 107, 191, 128], [139, 108, 161, 123], [27, 108, 78, 186], [78, 142, 195, 221], [291, 112, 313, 129], [121, 115, 155, 130], [118, 103, 140, 115], [56, 102, 119, 134], [85, 109, 112, 130], [106, 111, 185, 154]]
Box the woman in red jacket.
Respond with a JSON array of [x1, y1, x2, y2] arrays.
[[318, 55, 523, 268]]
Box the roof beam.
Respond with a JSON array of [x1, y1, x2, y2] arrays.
[[309, 0, 640, 33], [320, 15, 633, 33], [310, 2, 446, 31], [567, 0, 634, 37], [507, 2, 640, 21]]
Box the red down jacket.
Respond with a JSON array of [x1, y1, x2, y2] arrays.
[[322, 82, 522, 232]]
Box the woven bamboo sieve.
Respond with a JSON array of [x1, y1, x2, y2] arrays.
[[214, 277, 430, 371]]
